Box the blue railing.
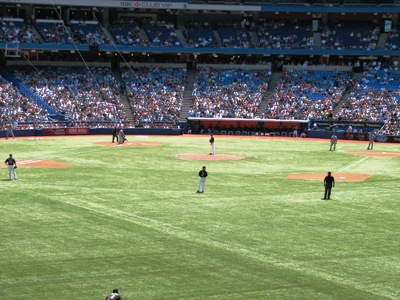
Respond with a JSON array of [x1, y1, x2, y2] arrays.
[[0, 66, 58, 116], [2, 42, 400, 57]]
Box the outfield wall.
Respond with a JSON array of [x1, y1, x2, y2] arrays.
[[1, 126, 399, 143]]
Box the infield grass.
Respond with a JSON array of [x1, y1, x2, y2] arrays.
[[1, 135, 400, 299]]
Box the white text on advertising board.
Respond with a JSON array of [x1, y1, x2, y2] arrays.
[[121, 2, 173, 8]]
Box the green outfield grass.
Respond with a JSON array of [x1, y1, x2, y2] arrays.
[[1, 135, 400, 299]]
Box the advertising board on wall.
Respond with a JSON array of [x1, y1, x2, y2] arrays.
[[43, 128, 90, 136]]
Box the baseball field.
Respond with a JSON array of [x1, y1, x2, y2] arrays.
[[1, 134, 400, 299]]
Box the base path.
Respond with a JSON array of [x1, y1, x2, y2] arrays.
[[177, 154, 245, 161], [344, 150, 400, 157], [286, 173, 370, 182], [18, 160, 71, 168], [93, 141, 163, 147]]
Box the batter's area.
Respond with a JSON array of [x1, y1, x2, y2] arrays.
[[93, 141, 164, 147]]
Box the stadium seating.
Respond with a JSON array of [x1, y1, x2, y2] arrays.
[[321, 22, 380, 50], [183, 28, 217, 48], [122, 67, 186, 123], [108, 18, 149, 46], [263, 69, 352, 120], [217, 26, 253, 48], [34, 19, 74, 44], [0, 75, 50, 128], [256, 20, 314, 49], [143, 23, 182, 47], [2, 5, 400, 136], [11, 66, 128, 124], [336, 64, 400, 135], [70, 20, 112, 45], [189, 68, 270, 118], [0, 18, 41, 43], [384, 28, 400, 50]]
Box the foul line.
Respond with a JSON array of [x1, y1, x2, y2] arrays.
[[338, 156, 369, 173]]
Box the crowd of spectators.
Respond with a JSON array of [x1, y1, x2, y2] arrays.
[[1, 59, 399, 136], [1, 15, 398, 53], [109, 17, 150, 47], [189, 68, 270, 118], [384, 27, 400, 51], [0, 76, 50, 129], [122, 67, 186, 123], [336, 61, 400, 135], [255, 19, 314, 49], [70, 21, 113, 45], [12, 66, 129, 125], [182, 21, 217, 48], [217, 20, 253, 48], [0, 18, 41, 43], [142, 19, 181, 47], [320, 21, 380, 51], [34, 20, 74, 44], [262, 69, 352, 120]]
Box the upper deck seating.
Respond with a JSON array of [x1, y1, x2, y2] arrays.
[[256, 20, 314, 49], [70, 20, 112, 45], [34, 19, 74, 44], [0, 18, 41, 43]]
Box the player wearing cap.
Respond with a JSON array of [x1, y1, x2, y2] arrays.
[[329, 133, 338, 151], [105, 288, 122, 300], [197, 166, 208, 193], [322, 171, 335, 200], [5, 154, 17, 180], [209, 134, 215, 155], [367, 131, 376, 150]]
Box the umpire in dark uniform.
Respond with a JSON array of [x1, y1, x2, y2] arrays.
[[112, 126, 119, 143], [322, 171, 335, 200]]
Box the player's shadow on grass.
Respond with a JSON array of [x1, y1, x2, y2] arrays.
[[1, 179, 15, 181]]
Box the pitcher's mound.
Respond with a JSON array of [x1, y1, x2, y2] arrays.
[[177, 154, 244, 161], [94, 141, 163, 147], [287, 173, 370, 182]]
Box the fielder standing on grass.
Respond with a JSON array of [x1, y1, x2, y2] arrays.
[[329, 133, 338, 151], [209, 134, 215, 155], [322, 171, 335, 200], [6, 123, 15, 140], [197, 166, 208, 193], [5, 154, 17, 180], [367, 131, 376, 150]]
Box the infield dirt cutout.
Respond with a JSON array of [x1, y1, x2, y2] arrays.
[[93, 141, 163, 147], [343, 150, 400, 157], [177, 154, 245, 161], [19, 160, 71, 168], [287, 173, 370, 182]]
